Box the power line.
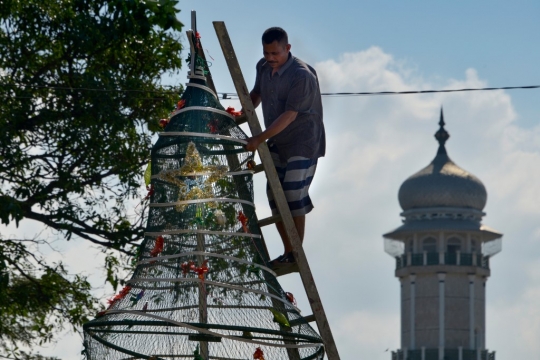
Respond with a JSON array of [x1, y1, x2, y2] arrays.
[[219, 85, 540, 99], [322, 85, 540, 97], [2, 83, 180, 94], [2, 84, 539, 99]]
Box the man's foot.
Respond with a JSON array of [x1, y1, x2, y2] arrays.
[[269, 254, 285, 266], [269, 252, 295, 269], [280, 252, 295, 264]]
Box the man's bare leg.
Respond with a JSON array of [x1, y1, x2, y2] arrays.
[[276, 215, 305, 254]]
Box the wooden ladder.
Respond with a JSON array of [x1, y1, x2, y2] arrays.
[[204, 21, 341, 360]]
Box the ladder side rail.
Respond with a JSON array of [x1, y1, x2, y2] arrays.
[[213, 21, 341, 360]]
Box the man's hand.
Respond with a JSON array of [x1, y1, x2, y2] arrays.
[[245, 135, 263, 152], [243, 110, 298, 152]]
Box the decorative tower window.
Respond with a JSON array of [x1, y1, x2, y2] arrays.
[[406, 238, 414, 253], [422, 237, 437, 253], [471, 238, 478, 253], [446, 237, 462, 253]]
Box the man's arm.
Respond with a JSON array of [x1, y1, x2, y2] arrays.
[[250, 90, 261, 109], [245, 110, 298, 151]]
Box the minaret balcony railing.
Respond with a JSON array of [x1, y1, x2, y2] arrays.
[[395, 251, 490, 270], [392, 348, 495, 360]]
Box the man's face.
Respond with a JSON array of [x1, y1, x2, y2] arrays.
[[263, 41, 291, 70]]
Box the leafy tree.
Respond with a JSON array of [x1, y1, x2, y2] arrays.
[[0, 237, 90, 359], [0, 0, 184, 357]]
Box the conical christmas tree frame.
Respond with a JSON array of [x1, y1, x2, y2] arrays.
[[82, 31, 324, 360]]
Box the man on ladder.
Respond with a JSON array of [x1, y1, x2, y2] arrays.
[[244, 27, 326, 268]]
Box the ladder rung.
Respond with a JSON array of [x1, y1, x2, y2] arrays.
[[289, 314, 316, 327], [252, 164, 264, 173], [273, 263, 299, 277], [235, 113, 247, 125], [257, 214, 282, 227]]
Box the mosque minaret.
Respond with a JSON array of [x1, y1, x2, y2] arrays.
[[384, 109, 502, 360]]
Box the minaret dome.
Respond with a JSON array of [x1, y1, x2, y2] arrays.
[[398, 108, 487, 211]]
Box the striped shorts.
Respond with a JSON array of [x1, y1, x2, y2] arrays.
[[267, 149, 318, 217]]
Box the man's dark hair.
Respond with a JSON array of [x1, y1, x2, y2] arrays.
[[262, 27, 288, 46]]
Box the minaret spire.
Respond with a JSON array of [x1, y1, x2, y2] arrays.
[[434, 107, 450, 155], [384, 106, 501, 360]]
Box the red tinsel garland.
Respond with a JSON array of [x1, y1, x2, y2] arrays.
[[107, 285, 132, 308], [150, 236, 164, 258], [176, 99, 186, 110], [237, 211, 249, 233], [207, 119, 219, 134], [195, 32, 201, 49], [285, 292, 297, 306], [159, 118, 170, 128], [181, 261, 195, 276], [226, 106, 243, 117], [144, 184, 154, 201], [191, 260, 209, 280], [253, 347, 265, 360], [181, 260, 209, 281], [247, 160, 256, 170]]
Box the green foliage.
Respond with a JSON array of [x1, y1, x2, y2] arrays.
[[0, 238, 97, 358], [6, 352, 60, 360], [0, 0, 184, 355]]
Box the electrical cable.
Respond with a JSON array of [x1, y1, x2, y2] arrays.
[[2, 84, 539, 100], [1, 83, 180, 94], [218, 85, 540, 99]]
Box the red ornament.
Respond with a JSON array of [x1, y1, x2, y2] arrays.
[[159, 118, 170, 128], [150, 236, 164, 258], [237, 211, 249, 233], [226, 106, 243, 117], [176, 99, 186, 110], [285, 292, 297, 306], [253, 347, 265, 360]]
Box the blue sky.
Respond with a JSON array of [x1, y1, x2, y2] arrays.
[[4, 1, 540, 359]]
